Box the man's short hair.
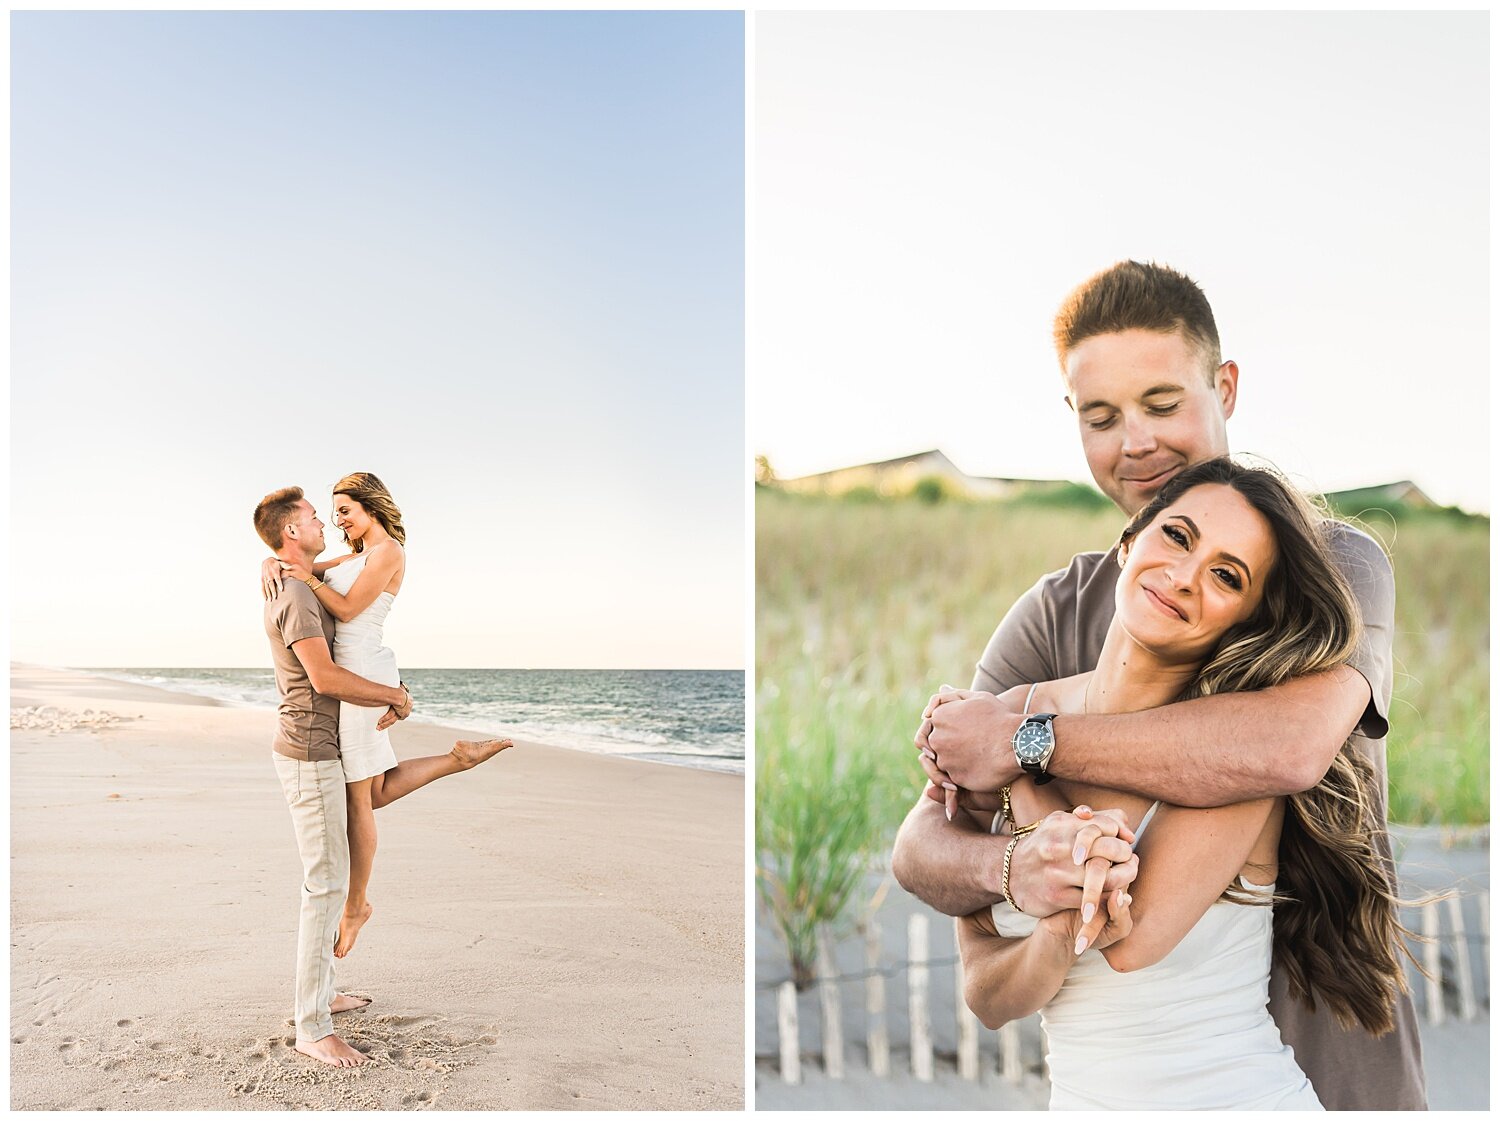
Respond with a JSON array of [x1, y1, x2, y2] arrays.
[[1053, 260, 1222, 380], [254, 486, 305, 549]]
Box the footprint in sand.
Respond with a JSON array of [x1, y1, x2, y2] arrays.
[[116, 1018, 134, 1028]]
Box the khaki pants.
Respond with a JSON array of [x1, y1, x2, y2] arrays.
[[273, 753, 349, 1043]]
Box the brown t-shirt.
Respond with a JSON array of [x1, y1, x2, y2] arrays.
[[974, 521, 1426, 1111], [264, 582, 340, 762]]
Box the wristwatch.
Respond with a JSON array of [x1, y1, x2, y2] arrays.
[[1012, 713, 1058, 785]]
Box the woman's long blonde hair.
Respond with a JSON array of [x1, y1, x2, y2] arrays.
[[333, 472, 406, 554], [1120, 457, 1412, 1036]]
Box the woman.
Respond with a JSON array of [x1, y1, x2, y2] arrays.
[[263, 472, 512, 958], [945, 458, 1410, 1110]]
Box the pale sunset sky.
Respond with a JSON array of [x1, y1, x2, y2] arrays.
[[753, 11, 1489, 514], [11, 11, 745, 669]]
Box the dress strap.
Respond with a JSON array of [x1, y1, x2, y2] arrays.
[[1022, 682, 1039, 715], [1130, 801, 1162, 853]]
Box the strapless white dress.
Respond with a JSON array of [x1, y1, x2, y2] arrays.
[[991, 878, 1322, 1110], [323, 553, 400, 783]]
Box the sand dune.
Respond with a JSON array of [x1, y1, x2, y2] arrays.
[[10, 665, 744, 1110]]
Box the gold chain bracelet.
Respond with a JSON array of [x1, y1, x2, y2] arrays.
[[1000, 784, 1040, 838], [1001, 834, 1023, 911]]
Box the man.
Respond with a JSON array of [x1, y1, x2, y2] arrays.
[[892, 261, 1426, 1109], [254, 486, 412, 1069]]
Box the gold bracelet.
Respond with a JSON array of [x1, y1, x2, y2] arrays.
[[305, 576, 324, 591], [1000, 834, 1022, 911], [1000, 784, 1040, 838]]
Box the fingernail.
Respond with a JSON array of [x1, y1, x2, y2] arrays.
[[1122, 893, 1132, 906], [1072, 845, 1087, 865], [1081, 903, 1095, 924], [921, 749, 936, 761], [941, 781, 957, 791], [946, 805, 954, 822], [1074, 934, 1088, 956]]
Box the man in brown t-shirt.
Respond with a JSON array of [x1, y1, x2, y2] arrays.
[[893, 261, 1426, 1109], [255, 487, 412, 1069]]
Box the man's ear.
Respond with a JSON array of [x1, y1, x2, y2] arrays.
[[1215, 360, 1239, 421]]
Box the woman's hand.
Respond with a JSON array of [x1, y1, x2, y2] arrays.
[[1043, 887, 1134, 957], [281, 559, 313, 584], [261, 557, 285, 601]]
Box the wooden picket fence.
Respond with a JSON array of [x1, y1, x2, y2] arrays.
[[765, 892, 1489, 1085]]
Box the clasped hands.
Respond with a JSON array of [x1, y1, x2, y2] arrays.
[[915, 687, 1138, 954]]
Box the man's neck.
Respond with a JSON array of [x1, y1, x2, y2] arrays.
[[276, 545, 317, 571]]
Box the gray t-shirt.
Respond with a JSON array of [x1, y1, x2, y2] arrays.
[[264, 582, 340, 762], [974, 521, 1425, 1111]]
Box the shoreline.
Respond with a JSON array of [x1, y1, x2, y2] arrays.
[[13, 662, 745, 776], [11, 664, 744, 1110]]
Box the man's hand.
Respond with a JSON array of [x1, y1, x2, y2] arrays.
[[922, 690, 1027, 792], [393, 684, 412, 721], [1006, 807, 1139, 919]]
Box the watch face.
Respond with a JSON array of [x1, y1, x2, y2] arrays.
[[1015, 720, 1052, 763]]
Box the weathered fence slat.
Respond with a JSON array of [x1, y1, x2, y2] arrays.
[[816, 927, 844, 1078], [909, 913, 934, 1081], [777, 981, 801, 1084], [864, 921, 890, 1077], [955, 952, 978, 1080], [1422, 901, 1444, 1025], [1000, 1021, 1023, 1084], [1446, 896, 1477, 1022]]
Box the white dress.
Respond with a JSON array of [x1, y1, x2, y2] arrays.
[[323, 553, 400, 783], [990, 816, 1322, 1110]]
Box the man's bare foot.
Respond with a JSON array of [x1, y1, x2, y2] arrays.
[[331, 992, 371, 1013], [452, 738, 513, 770], [334, 901, 373, 959], [295, 1032, 367, 1068]]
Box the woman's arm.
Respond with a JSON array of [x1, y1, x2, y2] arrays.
[[260, 553, 355, 601], [284, 542, 404, 623], [958, 887, 1134, 1028], [1099, 797, 1280, 973]]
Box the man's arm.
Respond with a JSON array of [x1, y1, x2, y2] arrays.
[[290, 637, 410, 715], [927, 663, 1370, 807], [893, 794, 1139, 918]]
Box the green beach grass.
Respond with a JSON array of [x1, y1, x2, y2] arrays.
[[755, 486, 1489, 968]]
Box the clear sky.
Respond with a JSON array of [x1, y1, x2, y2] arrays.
[[753, 11, 1489, 513], [11, 11, 745, 669]]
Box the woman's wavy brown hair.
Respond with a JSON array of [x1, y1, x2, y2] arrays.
[[1120, 456, 1413, 1036], [332, 472, 406, 554]]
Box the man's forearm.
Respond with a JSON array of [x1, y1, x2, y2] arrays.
[[891, 797, 1004, 916], [1050, 668, 1365, 806], [313, 665, 405, 710]]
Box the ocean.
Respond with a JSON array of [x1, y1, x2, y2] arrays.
[[84, 667, 745, 775]]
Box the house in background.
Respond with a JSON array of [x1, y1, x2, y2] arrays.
[[776, 450, 1450, 515], [779, 449, 1051, 500]]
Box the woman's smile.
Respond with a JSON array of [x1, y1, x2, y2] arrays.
[[1143, 584, 1188, 622]]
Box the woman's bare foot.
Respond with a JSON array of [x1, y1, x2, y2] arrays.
[[295, 1032, 367, 1067], [334, 901, 373, 959], [452, 738, 513, 769], [331, 992, 371, 1013]]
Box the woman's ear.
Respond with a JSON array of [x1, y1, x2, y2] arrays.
[[1116, 533, 1131, 567]]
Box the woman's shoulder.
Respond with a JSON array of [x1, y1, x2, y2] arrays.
[[366, 539, 406, 562]]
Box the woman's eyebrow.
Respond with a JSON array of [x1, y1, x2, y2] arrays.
[[1175, 514, 1254, 584]]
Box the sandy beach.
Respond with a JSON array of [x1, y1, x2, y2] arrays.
[[10, 664, 744, 1110]]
